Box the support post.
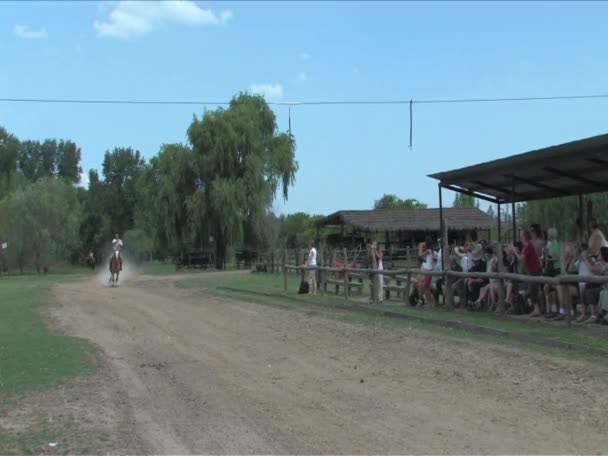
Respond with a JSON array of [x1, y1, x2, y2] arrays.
[[283, 249, 288, 292], [343, 247, 349, 300], [405, 271, 411, 305], [497, 201, 502, 243], [511, 175, 517, 243], [439, 184, 453, 307], [318, 249, 325, 296], [496, 242, 506, 313], [560, 240, 572, 327]]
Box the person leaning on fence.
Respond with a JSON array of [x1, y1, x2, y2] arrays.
[[513, 230, 543, 317], [464, 245, 486, 308], [505, 242, 523, 314], [579, 245, 608, 324], [303, 240, 318, 295]]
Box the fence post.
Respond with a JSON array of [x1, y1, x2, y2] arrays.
[[405, 271, 411, 305], [343, 247, 349, 300], [283, 249, 288, 292], [318, 249, 325, 296], [496, 242, 506, 313], [560, 240, 572, 327]]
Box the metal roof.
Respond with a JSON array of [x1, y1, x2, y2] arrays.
[[317, 208, 495, 232], [428, 133, 608, 204]]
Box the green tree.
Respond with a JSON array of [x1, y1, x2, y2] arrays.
[[187, 93, 298, 268], [135, 143, 197, 256], [453, 193, 480, 208], [278, 212, 323, 249], [101, 147, 147, 236], [373, 194, 427, 209], [0, 127, 22, 197], [56, 140, 82, 183], [0, 178, 81, 272]]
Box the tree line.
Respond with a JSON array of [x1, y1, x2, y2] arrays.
[[0, 94, 304, 271], [1, 92, 602, 273]]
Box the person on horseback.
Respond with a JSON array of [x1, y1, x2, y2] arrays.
[[110, 233, 123, 271], [86, 250, 95, 269]]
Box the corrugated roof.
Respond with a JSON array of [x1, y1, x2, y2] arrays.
[[429, 133, 608, 203], [317, 208, 495, 232]]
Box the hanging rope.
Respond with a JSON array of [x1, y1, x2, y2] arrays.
[[409, 99, 413, 149]]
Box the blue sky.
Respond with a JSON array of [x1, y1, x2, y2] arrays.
[[2, 1, 608, 216]]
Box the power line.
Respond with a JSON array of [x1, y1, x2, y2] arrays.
[[2, 93, 608, 107]]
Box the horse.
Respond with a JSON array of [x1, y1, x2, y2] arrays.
[[85, 255, 96, 270], [109, 251, 121, 287]]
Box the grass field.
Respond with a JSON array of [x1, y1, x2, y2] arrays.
[[0, 275, 96, 398], [177, 272, 608, 360]]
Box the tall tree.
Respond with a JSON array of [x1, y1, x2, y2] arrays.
[[373, 194, 427, 210], [135, 143, 197, 256], [0, 127, 21, 197], [453, 193, 480, 208], [101, 147, 147, 236], [56, 140, 82, 183], [187, 93, 298, 268]]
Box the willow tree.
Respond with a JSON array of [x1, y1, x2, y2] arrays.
[[187, 93, 298, 268], [135, 143, 198, 256]]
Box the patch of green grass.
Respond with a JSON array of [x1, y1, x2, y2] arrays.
[[0, 275, 96, 398], [177, 272, 608, 361]]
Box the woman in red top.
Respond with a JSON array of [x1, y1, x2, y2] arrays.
[[515, 230, 543, 317]]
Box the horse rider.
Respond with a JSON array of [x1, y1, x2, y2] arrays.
[[86, 250, 95, 268], [110, 233, 123, 271]]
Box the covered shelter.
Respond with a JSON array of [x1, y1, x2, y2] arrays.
[[317, 207, 496, 249], [429, 132, 608, 269]]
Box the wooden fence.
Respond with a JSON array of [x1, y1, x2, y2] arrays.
[[250, 246, 421, 273], [280, 242, 608, 328]]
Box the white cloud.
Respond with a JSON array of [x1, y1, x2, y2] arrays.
[[94, 0, 233, 39], [299, 51, 311, 61], [297, 72, 307, 81], [250, 83, 283, 102], [14, 24, 48, 39]]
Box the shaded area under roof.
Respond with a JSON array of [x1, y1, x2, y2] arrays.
[[317, 208, 495, 232], [428, 133, 608, 204]]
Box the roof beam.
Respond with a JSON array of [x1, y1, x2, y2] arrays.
[[586, 157, 608, 167], [508, 174, 570, 197], [543, 166, 608, 190], [442, 184, 501, 204], [470, 180, 528, 199]]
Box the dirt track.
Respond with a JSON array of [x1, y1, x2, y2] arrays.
[[41, 272, 608, 454]]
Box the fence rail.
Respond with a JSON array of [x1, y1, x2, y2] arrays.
[[280, 242, 608, 327]]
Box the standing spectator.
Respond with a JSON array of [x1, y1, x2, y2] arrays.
[[514, 230, 543, 317], [303, 240, 318, 295], [418, 236, 436, 309], [588, 218, 607, 256], [373, 241, 384, 303]]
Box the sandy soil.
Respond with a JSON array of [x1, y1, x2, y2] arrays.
[[10, 271, 608, 454]]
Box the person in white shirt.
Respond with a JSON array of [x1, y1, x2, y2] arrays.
[[110, 233, 123, 271], [303, 240, 317, 295]]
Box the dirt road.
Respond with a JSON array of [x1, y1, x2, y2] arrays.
[[42, 272, 608, 454]]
